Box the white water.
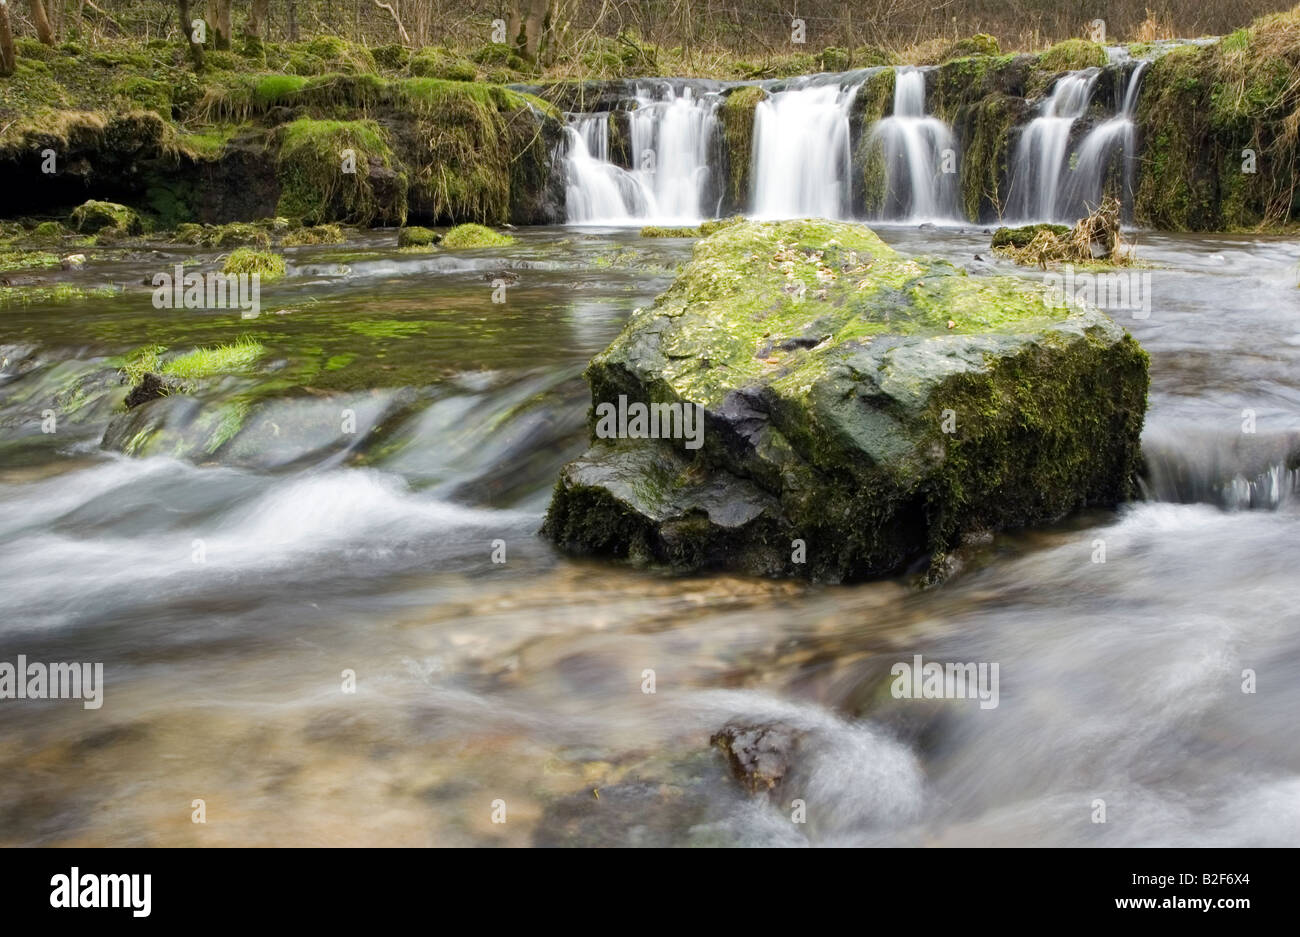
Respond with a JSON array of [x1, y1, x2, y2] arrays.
[[564, 84, 720, 225], [750, 79, 861, 220], [1006, 69, 1101, 221], [866, 67, 959, 221], [1064, 61, 1149, 220], [563, 114, 649, 224], [564, 61, 1154, 227]]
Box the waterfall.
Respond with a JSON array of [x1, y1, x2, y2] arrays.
[[563, 84, 720, 225], [1139, 427, 1300, 510], [750, 78, 861, 220], [866, 67, 959, 221], [1005, 69, 1100, 221], [1064, 61, 1149, 220], [563, 114, 650, 224]]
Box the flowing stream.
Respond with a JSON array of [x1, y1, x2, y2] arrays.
[[1, 226, 1298, 846]]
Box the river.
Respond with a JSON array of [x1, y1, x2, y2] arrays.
[[1, 224, 1297, 846]]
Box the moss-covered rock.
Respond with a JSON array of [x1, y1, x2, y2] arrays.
[[70, 200, 141, 235], [640, 225, 701, 238], [719, 86, 766, 213], [543, 219, 1148, 582], [282, 224, 346, 246], [991, 223, 1072, 249], [1037, 39, 1108, 73], [440, 223, 514, 248], [222, 248, 286, 278], [275, 118, 408, 226], [396, 225, 440, 247]]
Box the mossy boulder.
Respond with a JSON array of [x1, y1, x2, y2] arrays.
[[440, 223, 514, 248], [1037, 39, 1108, 73], [991, 223, 1071, 249], [222, 248, 286, 279], [275, 119, 408, 227], [719, 86, 767, 213], [282, 224, 346, 246], [69, 200, 141, 236], [397, 225, 440, 247], [543, 220, 1148, 582]]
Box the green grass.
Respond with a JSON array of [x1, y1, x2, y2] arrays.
[[441, 223, 514, 248], [222, 248, 286, 278], [162, 336, 265, 381]]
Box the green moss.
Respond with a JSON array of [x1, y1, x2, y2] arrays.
[[595, 220, 1081, 406], [222, 248, 286, 278], [372, 43, 410, 70], [275, 118, 408, 226], [440, 223, 514, 248], [959, 93, 1023, 221], [174, 222, 271, 248], [0, 249, 62, 272], [1037, 39, 1108, 72], [719, 86, 766, 211], [31, 221, 67, 244], [162, 337, 265, 381], [640, 226, 700, 238], [546, 219, 1149, 581], [944, 34, 1001, 61], [119, 344, 166, 386], [0, 284, 121, 306], [991, 223, 1071, 248], [698, 217, 745, 236], [409, 48, 478, 81], [282, 224, 346, 246], [70, 200, 141, 235], [396, 226, 439, 247]]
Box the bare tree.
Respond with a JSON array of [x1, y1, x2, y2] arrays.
[[29, 0, 54, 44], [370, 0, 410, 45], [0, 0, 15, 78], [243, 0, 269, 40], [507, 0, 554, 61], [212, 0, 231, 49], [177, 0, 204, 71]]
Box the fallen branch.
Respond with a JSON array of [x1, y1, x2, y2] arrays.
[[370, 0, 410, 46]]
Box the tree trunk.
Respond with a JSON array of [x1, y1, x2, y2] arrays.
[[243, 0, 268, 39], [287, 0, 298, 41], [29, 0, 54, 44], [0, 1, 16, 77], [212, 0, 231, 49], [506, 0, 553, 61], [177, 0, 203, 71]]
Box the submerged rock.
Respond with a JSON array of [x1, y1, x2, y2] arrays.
[[711, 722, 803, 797], [123, 372, 186, 409], [542, 219, 1148, 581]]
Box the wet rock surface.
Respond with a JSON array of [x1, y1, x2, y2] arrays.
[[544, 219, 1149, 581]]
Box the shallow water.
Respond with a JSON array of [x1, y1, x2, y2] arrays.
[[2, 224, 1298, 846]]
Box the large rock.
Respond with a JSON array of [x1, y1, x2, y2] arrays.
[[542, 219, 1148, 582]]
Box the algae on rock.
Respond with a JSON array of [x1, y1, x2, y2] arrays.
[[543, 219, 1149, 582]]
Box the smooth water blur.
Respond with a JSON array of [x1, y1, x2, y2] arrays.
[[1, 224, 1298, 846]]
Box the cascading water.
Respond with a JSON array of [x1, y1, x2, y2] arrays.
[[563, 113, 649, 224], [1005, 69, 1100, 221], [750, 77, 862, 220], [1064, 61, 1149, 220], [865, 67, 959, 221], [564, 84, 721, 225]]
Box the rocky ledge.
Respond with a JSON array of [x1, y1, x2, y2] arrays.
[[542, 219, 1148, 582]]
